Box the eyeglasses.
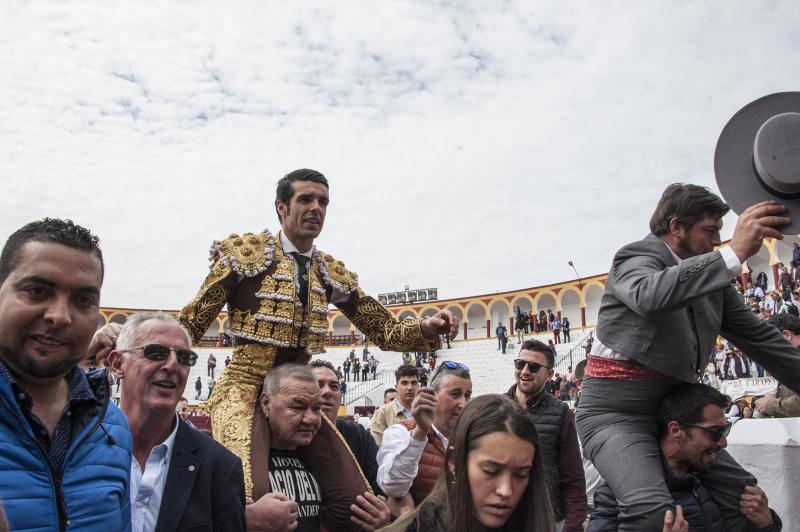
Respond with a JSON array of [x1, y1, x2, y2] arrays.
[[430, 361, 470, 383], [123, 344, 198, 367], [682, 421, 732, 442], [513, 359, 551, 373]]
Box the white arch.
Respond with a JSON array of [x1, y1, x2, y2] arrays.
[[584, 284, 605, 326]]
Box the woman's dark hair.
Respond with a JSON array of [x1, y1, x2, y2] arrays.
[[649, 183, 729, 236], [390, 394, 554, 531]]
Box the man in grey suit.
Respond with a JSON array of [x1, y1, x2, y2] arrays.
[[576, 183, 798, 532]]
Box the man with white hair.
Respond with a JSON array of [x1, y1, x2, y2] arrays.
[[108, 312, 245, 532], [376, 361, 472, 505]]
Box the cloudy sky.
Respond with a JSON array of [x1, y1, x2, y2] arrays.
[[1, 1, 798, 309]]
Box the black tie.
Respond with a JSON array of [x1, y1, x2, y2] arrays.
[[291, 252, 310, 308]]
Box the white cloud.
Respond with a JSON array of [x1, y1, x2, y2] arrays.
[[0, 1, 798, 309]]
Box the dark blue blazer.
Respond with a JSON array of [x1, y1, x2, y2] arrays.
[[154, 419, 245, 532]]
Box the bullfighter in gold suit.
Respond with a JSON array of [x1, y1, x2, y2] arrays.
[[179, 169, 457, 530]]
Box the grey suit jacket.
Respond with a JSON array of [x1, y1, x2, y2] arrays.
[[596, 233, 800, 391]]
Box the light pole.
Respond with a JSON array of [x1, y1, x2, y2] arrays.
[[568, 261, 583, 291]]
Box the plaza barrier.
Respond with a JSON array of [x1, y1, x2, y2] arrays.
[[727, 418, 800, 531]]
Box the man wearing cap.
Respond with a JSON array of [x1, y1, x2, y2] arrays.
[[178, 169, 457, 529]]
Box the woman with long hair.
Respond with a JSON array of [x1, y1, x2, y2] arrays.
[[382, 394, 554, 531]]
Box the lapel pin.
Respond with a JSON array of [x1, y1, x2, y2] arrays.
[[188, 465, 196, 472]]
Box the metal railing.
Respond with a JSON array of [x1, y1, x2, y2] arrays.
[[340, 369, 393, 406], [553, 329, 593, 375]]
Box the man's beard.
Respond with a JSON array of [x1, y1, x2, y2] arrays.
[[0, 343, 78, 380]]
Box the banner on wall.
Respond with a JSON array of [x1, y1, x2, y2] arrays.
[[718, 377, 778, 399]]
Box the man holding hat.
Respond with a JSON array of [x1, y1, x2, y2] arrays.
[[577, 92, 800, 532]]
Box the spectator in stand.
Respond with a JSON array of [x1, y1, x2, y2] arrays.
[[176, 397, 196, 429], [562, 316, 571, 343], [376, 362, 472, 506], [507, 340, 586, 532], [383, 387, 398, 405], [402, 352, 413, 365], [744, 282, 765, 301], [754, 314, 800, 418], [588, 384, 781, 532], [371, 365, 419, 445], [0, 218, 132, 531], [551, 317, 562, 344], [497, 324, 508, 354], [309, 360, 388, 500], [225, 355, 230, 367], [495, 323, 504, 350], [254, 364, 389, 532], [353, 358, 361, 382], [764, 291, 780, 315], [207, 352, 216, 378], [515, 314, 526, 343], [539, 310, 547, 334], [584, 334, 594, 357], [343, 357, 351, 381], [755, 271, 769, 292], [363, 343, 371, 361], [382, 395, 554, 532], [362, 359, 370, 381], [722, 348, 751, 380], [194, 375, 202, 400], [778, 292, 798, 315], [778, 266, 793, 293], [418, 366, 429, 387], [207, 376, 216, 399], [530, 310, 537, 333], [107, 312, 245, 532]]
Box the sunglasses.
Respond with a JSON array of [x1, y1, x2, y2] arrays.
[[682, 421, 732, 442], [125, 344, 198, 367], [513, 359, 551, 373], [441, 361, 470, 372], [430, 361, 470, 382]]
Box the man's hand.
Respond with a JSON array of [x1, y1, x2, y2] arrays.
[[754, 394, 774, 415], [421, 310, 459, 342], [740, 485, 773, 528], [662, 505, 688, 532], [350, 492, 391, 531], [86, 323, 122, 367], [386, 494, 415, 519], [246, 492, 298, 532], [729, 201, 790, 263], [410, 388, 436, 441]]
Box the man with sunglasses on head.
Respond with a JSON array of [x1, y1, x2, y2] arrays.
[[376, 361, 471, 507], [506, 340, 586, 532], [108, 312, 245, 532], [0, 218, 131, 532], [589, 383, 781, 531]]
